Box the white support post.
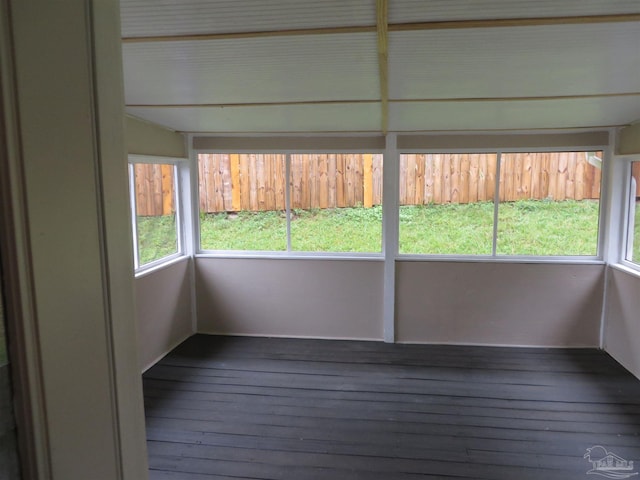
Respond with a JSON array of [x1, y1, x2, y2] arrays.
[[382, 133, 398, 343], [186, 134, 199, 333]]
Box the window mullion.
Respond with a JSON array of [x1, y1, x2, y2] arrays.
[[285, 153, 292, 252], [492, 151, 502, 257]]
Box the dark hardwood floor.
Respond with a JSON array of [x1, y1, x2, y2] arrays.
[[143, 335, 640, 479]]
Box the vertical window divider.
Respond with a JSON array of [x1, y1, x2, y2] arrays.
[[491, 151, 502, 257], [128, 163, 140, 270], [285, 153, 292, 252]]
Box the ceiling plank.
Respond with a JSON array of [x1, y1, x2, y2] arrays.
[[377, 0, 389, 134], [122, 13, 640, 43]]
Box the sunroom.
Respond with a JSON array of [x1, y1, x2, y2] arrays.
[[2, 1, 640, 479]]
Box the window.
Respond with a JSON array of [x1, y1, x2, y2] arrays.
[[625, 161, 640, 265], [399, 153, 496, 255], [198, 153, 383, 253], [399, 151, 602, 257], [129, 161, 181, 268], [198, 154, 287, 251]]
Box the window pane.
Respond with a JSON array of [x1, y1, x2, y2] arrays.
[[496, 152, 601, 256], [289, 154, 383, 252], [198, 154, 287, 251], [133, 163, 179, 264], [398, 153, 496, 255], [626, 161, 640, 264]]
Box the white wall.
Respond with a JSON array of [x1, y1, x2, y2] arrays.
[[604, 267, 640, 379], [196, 258, 384, 340], [396, 261, 605, 346], [136, 259, 193, 371]]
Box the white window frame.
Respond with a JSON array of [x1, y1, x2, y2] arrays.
[[617, 154, 640, 272], [396, 146, 609, 263], [128, 155, 187, 273], [194, 150, 385, 260]]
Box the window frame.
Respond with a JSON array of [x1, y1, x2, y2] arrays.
[[396, 146, 608, 263], [618, 154, 640, 272], [128, 155, 186, 273], [194, 149, 385, 259]]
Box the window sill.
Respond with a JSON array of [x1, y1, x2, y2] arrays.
[[610, 262, 640, 279], [135, 254, 188, 278], [195, 251, 384, 261]]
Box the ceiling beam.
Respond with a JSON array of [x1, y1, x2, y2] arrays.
[[391, 13, 640, 32], [122, 13, 640, 43], [126, 92, 640, 108], [377, 0, 388, 134], [122, 25, 375, 43]]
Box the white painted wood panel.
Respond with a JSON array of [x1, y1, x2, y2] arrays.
[[389, 24, 640, 100], [390, 0, 640, 23], [121, 0, 376, 37], [389, 96, 640, 131], [127, 103, 382, 133], [123, 33, 379, 104]]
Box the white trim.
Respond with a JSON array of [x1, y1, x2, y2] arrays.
[[382, 133, 398, 343], [195, 252, 384, 261], [396, 340, 601, 348], [600, 265, 609, 349], [610, 261, 640, 279], [195, 330, 383, 342], [127, 164, 139, 270], [127, 154, 189, 164], [193, 148, 385, 154], [398, 145, 609, 154], [396, 255, 604, 265], [285, 154, 292, 250], [184, 133, 199, 334], [129, 161, 185, 273], [133, 255, 189, 279], [492, 151, 502, 256]]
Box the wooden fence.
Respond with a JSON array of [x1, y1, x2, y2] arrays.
[[133, 163, 175, 216], [197, 154, 383, 213], [134, 152, 603, 216], [400, 152, 601, 205]]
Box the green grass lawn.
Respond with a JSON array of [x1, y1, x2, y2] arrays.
[[138, 199, 602, 259]]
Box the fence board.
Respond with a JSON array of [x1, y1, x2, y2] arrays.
[[363, 154, 373, 208], [373, 155, 383, 205]]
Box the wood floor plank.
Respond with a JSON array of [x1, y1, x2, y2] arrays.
[[144, 335, 640, 479]]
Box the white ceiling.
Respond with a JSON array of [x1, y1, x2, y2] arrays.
[[120, 0, 640, 134]]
